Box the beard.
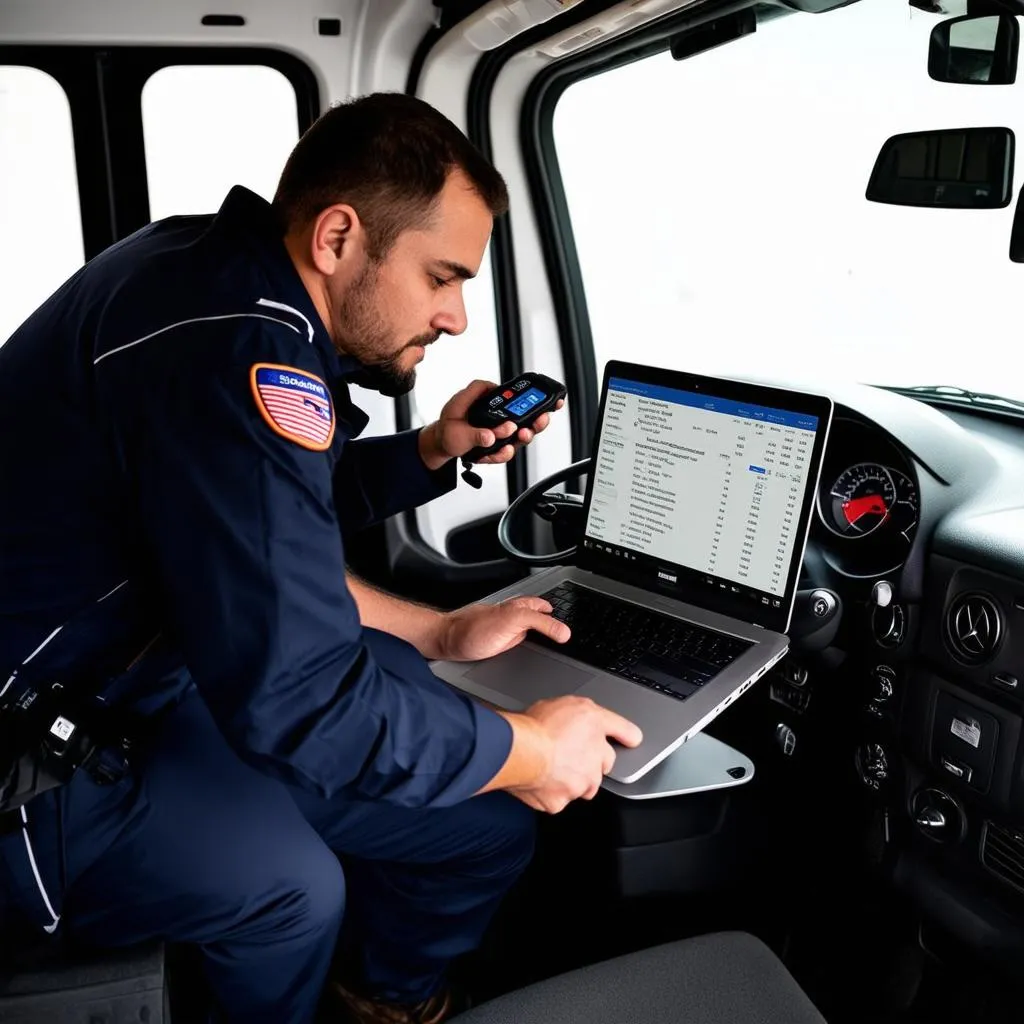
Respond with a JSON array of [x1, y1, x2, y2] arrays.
[[333, 263, 439, 397], [350, 339, 435, 397], [351, 361, 415, 398]]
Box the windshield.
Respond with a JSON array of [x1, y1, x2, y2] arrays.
[[553, 0, 1024, 405]]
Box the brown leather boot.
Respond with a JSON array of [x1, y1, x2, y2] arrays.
[[330, 982, 453, 1024]]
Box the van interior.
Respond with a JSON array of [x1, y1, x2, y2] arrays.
[[4, 0, 1024, 1020]]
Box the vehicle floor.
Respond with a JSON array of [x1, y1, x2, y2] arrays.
[[813, 953, 1022, 1024], [165, 887, 1022, 1024], [457, 823, 1024, 1024], [774, 887, 1023, 1024]]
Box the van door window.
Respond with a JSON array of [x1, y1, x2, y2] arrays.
[[142, 64, 300, 218], [407, 250, 506, 555], [0, 66, 84, 345]]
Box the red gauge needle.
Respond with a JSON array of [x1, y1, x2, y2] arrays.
[[842, 494, 889, 527]]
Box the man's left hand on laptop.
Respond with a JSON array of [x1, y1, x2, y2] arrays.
[[440, 596, 570, 661]]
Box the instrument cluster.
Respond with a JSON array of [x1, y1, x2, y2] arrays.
[[813, 418, 920, 577]]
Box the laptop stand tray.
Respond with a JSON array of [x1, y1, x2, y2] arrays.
[[601, 732, 754, 800]]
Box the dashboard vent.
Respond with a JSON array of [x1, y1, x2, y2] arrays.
[[981, 821, 1024, 894], [945, 593, 1002, 664]]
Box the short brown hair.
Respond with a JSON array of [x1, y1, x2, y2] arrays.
[[272, 92, 509, 258]]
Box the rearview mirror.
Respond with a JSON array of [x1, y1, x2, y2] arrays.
[[928, 14, 1019, 84], [866, 127, 1014, 209]]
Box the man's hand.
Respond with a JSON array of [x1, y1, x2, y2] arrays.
[[450, 597, 644, 810], [440, 596, 569, 662], [496, 698, 643, 814], [419, 379, 565, 472]]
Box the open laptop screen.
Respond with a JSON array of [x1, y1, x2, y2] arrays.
[[579, 361, 833, 634]]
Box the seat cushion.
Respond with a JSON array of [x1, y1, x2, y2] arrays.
[[0, 942, 168, 1023], [456, 931, 826, 1024]]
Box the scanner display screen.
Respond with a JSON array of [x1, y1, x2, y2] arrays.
[[505, 387, 547, 418]]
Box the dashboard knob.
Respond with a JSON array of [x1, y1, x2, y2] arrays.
[[869, 665, 896, 709], [775, 723, 797, 757], [872, 581, 893, 608], [872, 602, 906, 648], [855, 742, 889, 790], [910, 788, 966, 844]]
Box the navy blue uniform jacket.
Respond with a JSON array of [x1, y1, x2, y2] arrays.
[[0, 186, 512, 808]]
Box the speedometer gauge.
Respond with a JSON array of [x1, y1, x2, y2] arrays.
[[813, 420, 921, 576], [825, 463, 896, 538], [887, 468, 919, 542]]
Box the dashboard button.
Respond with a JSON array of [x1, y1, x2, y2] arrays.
[[786, 663, 809, 687], [868, 665, 896, 711], [855, 742, 889, 790], [775, 723, 797, 757], [911, 787, 966, 844], [941, 757, 972, 783], [872, 602, 906, 648], [993, 672, 1018, 691]]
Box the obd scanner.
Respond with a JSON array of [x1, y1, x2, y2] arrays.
[[460, 373, 567, 488]]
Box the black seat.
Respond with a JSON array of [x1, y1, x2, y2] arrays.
[[456, 931, 826, 1024], [0, 942, 168, 1023]]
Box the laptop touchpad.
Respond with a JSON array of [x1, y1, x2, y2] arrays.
[[465, 646, 594, 707]]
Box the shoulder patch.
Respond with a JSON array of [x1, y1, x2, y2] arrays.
[[250, 363, 335, 451]]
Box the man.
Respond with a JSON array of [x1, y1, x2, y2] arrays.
[[0, 93, 641, 1024]]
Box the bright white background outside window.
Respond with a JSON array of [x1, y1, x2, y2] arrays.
[[406, 249, 506, 554], [142, 65, 300, 219], [0, 67, 84, 345], [554, 0, 1024, 400]]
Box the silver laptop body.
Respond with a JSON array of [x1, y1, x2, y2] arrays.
[[432, 361, 834, 784]]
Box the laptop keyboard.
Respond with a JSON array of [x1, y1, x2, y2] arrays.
[[533, 582, 753, 701]]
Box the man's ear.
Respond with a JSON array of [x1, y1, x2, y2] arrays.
[[310, 204, 362, 277]]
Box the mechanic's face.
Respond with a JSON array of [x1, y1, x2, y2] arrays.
[[327, 170, 493, 396]]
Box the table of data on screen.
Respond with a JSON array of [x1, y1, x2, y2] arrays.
[[586, 380, 818, 597]]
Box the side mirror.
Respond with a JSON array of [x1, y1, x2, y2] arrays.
[[866, 127, 1014, 209], [928, 13, 1019, 84]]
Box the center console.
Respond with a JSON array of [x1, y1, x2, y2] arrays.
[[890, 556, 1024, 966]]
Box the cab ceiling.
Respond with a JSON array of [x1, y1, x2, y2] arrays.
[[0, 0, 436, 101], [432, 0, 864, 31]]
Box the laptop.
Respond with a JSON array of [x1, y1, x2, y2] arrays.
[[431, 360, 833, 784]]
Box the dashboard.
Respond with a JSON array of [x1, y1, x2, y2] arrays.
[[747, 380, 1024, 977]]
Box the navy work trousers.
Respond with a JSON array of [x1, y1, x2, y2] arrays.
[[0, 690, 536, 1023]]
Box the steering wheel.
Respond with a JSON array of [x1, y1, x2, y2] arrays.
[[497, 458, 592, 566]]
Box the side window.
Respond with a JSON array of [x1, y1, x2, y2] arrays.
[[552, 0, 1024, 400], [142, 65, 301, 218], [407, 250, 505, 555], [0, 66, 84, 344]]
